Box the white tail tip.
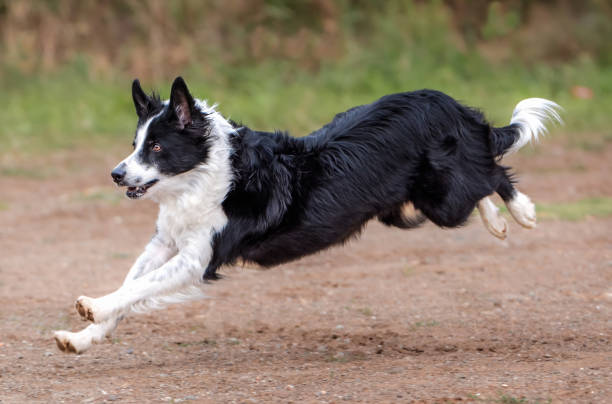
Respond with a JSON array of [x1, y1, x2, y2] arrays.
[[507, 98, 563, 154]]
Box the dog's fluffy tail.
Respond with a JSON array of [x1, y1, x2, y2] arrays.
[[491, 98, 562, 157]]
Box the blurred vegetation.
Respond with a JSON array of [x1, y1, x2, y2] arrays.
[[1, 0, 611, 152], [536, 197, 612, 221], [497, 197, 612, 221]]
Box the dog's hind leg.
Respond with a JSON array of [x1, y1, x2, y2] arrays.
[[496, 175, 537, 229], [477, 196, 508, 240], [378, 204, 427, 229], [507, 191, 537, 228]]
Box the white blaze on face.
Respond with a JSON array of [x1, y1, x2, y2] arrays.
[[120, 111, 164, 186]]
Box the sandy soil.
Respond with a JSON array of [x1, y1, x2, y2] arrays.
[[0, 143, 611, 403]]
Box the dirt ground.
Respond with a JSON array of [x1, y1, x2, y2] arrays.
[[0, 142, 611, 403]]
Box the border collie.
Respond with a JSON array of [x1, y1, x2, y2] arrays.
[[54, 77, 561, 353]]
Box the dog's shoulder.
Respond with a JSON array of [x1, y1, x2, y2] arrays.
[[223, 128, 296, 226]]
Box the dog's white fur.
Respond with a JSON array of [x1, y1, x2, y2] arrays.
[[506, 98, 562, 155], [55, 100, 234, 353], [506, 191, 537, 229]]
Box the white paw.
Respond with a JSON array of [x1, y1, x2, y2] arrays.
[[507, 192, 536, 229], [54, 330, 92, 354], [76, 296, 115, 323], [485, 214, 508, 240], [75, 296, 96, 322], [477, 197, 508, 240]]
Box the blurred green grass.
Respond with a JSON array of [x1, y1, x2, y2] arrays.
[[1, 1, 611, 153], [3, 58, 610, 153], [537, 197, 612, 221], [496, 197, 612, 221]]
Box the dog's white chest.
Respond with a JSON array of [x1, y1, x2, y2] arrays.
[[157, 203, 227, 250]]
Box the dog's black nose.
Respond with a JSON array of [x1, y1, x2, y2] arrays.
[[111, 164, 126, 184]]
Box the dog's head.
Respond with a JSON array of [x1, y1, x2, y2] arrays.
[[111, 77, 214, 200]]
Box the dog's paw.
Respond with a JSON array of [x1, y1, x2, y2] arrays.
[[486, 214, 508, 240], [507, 192, 536, 229], [54, 330, 78, 353], [477, 197, 508, 240], [75, 296, 96, 322], [54, 330, 91, 354], [76, 295, 117, 323]]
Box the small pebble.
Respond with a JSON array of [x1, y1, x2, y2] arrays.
[[126, 348, 134, 354], [44, 351, 53, 357]]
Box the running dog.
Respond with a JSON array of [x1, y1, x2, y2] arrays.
[[54, 77, 561, 353]]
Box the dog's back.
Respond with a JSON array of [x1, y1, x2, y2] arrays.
[[207, 90, 559, 274]]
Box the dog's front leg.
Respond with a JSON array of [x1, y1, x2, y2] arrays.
[[74, 234, 177, 321], [122, 233, 177, 285], [75, 236, 211, 324], [54, 317, 122, 354], [54, 235, 177, 353]]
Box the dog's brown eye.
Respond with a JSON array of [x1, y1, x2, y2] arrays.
[[152, 143, 162, 152]]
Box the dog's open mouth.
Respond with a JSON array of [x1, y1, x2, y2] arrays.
[[126, 180, 158, 199]]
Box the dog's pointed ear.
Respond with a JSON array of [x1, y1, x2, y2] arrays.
[[132, 79, 151, 120], [168, 76, 196, 129]]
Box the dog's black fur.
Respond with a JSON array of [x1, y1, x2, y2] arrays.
[[130, 79, 214, 178], [202, 90, 520, 279]]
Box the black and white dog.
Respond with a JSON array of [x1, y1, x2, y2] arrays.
[[54, 77, 560, 353]]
